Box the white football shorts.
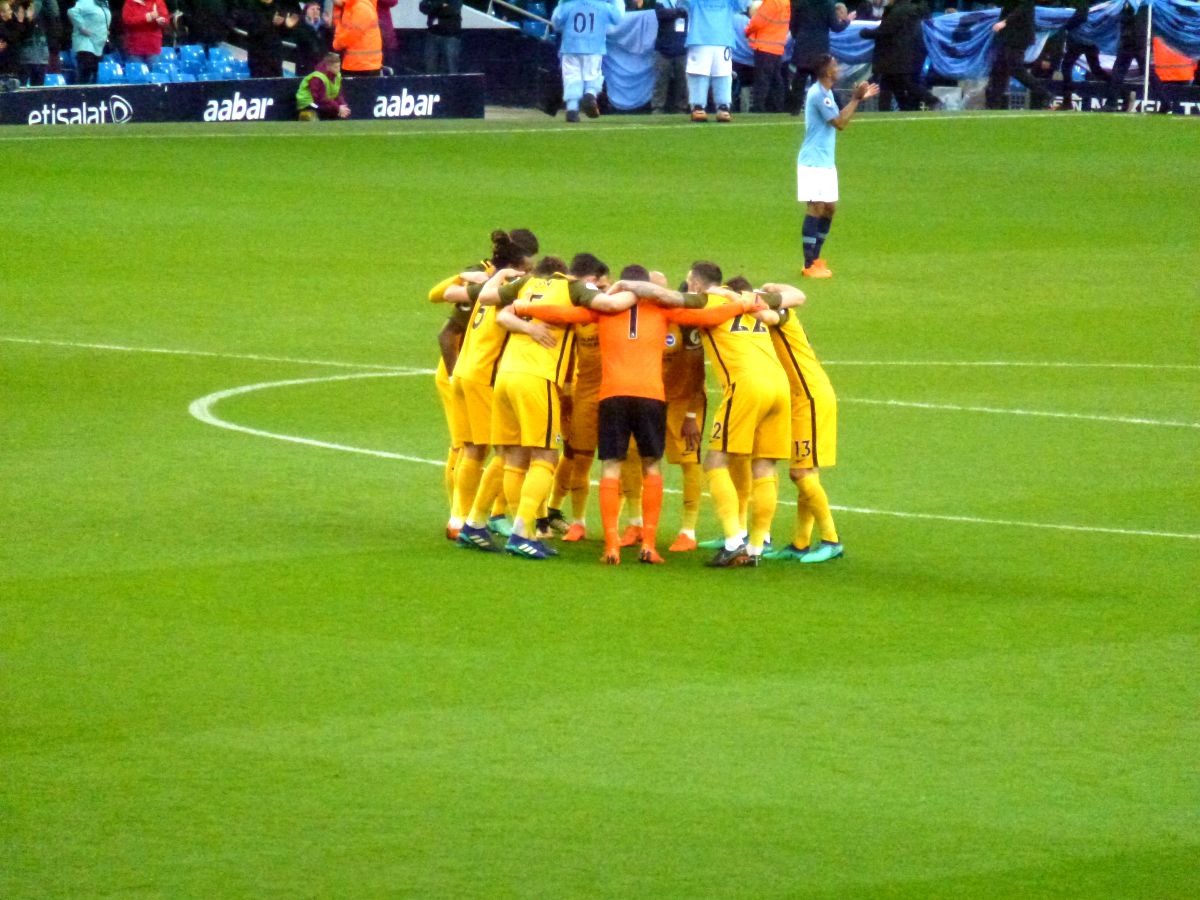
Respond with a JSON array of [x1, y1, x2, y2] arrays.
[[561, 53, 604, 85], [686, 45, 733, 78], [797, 164, 839, 203]]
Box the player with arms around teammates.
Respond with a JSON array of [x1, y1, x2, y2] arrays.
[[798, 53, 878, 278], [552, 0, 624, 122]]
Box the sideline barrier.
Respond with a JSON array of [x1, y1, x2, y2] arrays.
[[0, 74, 484, 127]]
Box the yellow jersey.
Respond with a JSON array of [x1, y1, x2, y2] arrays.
[[662, 322, 705, 403], [693, 291, 788, 392], [452, 284, 510, 387], [496, 274, 597, 387], [769, 309, 834, 398]]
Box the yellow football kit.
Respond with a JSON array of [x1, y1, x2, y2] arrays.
[[769, 309, 837, 468], [694, 292, 790, 460]]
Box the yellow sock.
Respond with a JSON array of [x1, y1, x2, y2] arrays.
[[468, 456, 506, 526], [452, 454, 483, 524], [503, 465, 527, 519], [730, 456, 752, 532], [706, 467, 743, 541], [680, 461, 703, 532], [550, 454, 572, 509], [749, 475, 778, 551], [516, 460, 556, 538], [445, 447, 460, 514], [569, 453, 592, 521], [620, 452, 642, 522], [797, 472, 838, 544]]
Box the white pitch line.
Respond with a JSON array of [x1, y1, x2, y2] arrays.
[[0, 111, 1063, 144], [0, 335, 429, 373], [843, 397, 1200, 430], [187, 372, 1200, 542]]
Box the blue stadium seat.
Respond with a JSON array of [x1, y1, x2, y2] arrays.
[[97, 60, 124, 84], [178, 44, 205, 74], [124, 62, 151, 84], [174, 72, 197, 82], [232, 59, 250, 78], [158, 46, 177, 64], [206, 63, 236, 81], [148, 71, 168, 84], [207, 45, 232, 65], [44, 72, 66, 86]]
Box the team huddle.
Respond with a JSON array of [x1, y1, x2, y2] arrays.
[[430, 229, 843, 567]]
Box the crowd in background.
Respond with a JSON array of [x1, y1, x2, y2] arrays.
[[0, 0, 464, 86]]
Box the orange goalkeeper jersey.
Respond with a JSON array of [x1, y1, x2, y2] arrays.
[[517, 299, 753, 401]]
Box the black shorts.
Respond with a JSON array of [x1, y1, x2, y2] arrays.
[[598, 396, 667, 461]]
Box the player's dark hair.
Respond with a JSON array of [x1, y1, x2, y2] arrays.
[[619, 264, 650, 281], [569, 253, 609, 279], [533, 255, 568, 276], [725, 275, 753, 293], [508, 228, 539, 258], [689, 261, 723, 288], [815, 53, 836, 77], [490, 229, 528, 269]]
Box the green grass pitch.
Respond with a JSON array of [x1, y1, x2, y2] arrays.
[[2, 110, 1198, 898]]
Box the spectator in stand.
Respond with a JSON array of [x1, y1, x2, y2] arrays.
[[179, 0, 228, 51], [67, 0, 109, 83], [855, 0, 884, 20], [375, 0, 397, 72], [862, 0, 938, 110], [297, 50, 350, 117], [122, 0, 167, 64], [1059, 0, 1105, 105], [13, 0, 58, 84], [332, 0, 381, 76], [1105, 0, 1159, 110], [746, 0, 789, 112], [788, 0, 853, 114], [419, 0, 461, 74], [986, 0, 1049, 109], [289, 1, 327, 75], [236, 0, 284, 77], [0, 0, 28, 81], [650, 0, 688, 113]]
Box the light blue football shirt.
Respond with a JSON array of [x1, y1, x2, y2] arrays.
[[798, 82, 840, 169], [552, 0, 623, 56], [683, 0, 749, 49]]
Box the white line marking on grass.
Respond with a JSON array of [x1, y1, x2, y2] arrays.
[[0, 111, 1061, 143], [843, 397, 1200, 429], [0, 335, 430, 373], [829, 359, 1200, 372], [187, 372, 1200, 541]]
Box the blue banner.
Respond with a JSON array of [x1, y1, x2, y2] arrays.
[[601, 1, 1197, 109]]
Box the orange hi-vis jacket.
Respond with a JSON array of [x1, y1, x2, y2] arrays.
[[746, 0, 790, 56], [333, 0, 383, 72], [1153, 38, 1197, 83]]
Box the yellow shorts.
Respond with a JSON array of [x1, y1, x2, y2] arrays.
[[438, 365, 469, 449], [664, 395, 706, 465], [492, 371, 561, 450], [790, 378, 837, 469], [454, 376, 494, 447], [568, 388, 600, 454], [709, 378, 790, 460]]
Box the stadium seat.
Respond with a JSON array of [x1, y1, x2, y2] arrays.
[[232, 59, 250, 78], [178, 45, 205, 74], [44, 72, 66, 86], [173, 71, 197, 83], [124, 62, 151, 84], [205, 64, 236, 81], [207, 46, 232, 65], [148, 71, 168, 84], [97, 60, 124, 84], [158, 46, 177, 64]]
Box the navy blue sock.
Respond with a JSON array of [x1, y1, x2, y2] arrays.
[[814, 217, 832, 260], [802, 215, 819, 268]]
